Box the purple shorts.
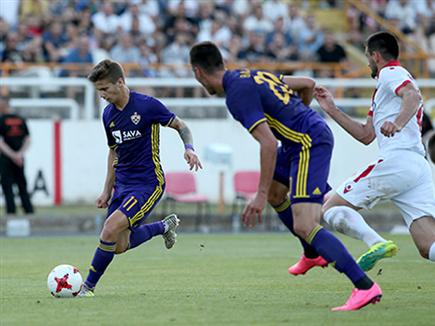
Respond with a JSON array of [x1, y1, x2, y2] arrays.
[[108, 183, 165, 228], [273, 125, 333, 204]]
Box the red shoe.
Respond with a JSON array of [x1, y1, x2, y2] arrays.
[[288, 255, 328, 276], [332, 283, 382, 311]]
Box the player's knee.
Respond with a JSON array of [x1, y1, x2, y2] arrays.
[[101, 222, 121, 242], [292, 220, 312, 239], [267, 191, 287, 207]]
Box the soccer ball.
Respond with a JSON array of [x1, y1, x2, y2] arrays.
[[47, 264, 83, 298]]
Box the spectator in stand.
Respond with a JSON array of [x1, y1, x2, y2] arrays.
[[195, 1, 215, 35], [21, 36, 45, 63], [77, 8, 95, 34], [298, 15, 324, 60], [61, 35, 93, 98], [237, 31, 267, 63], [24, 15, 44, 38], [266, 32, 299, 62], [316, 31, 347, 77], [119, 2, 155, 36], [317, 31, 347, 63], [43, 20, 68, 62], [266, 16, 294, 49], [62, 35, 93, 67], [92, 36, 112, 64], [286, 4, 307, 41], [92, 2, 120, 34], [167, 0, 199, 20], [262, 0, 287, 21], [110, 33, 141, 65], [138, 0, 160, 19], [161, 32, 190, 77], [1, 33, 24, 63], [223, 35, 242, 63], [385, 0, 417, 34], [20, 0, 49, 21], [232, 0, 252, 17], [197, 18, 231, 49], [243, 4, 273, 35], [138, 42, 158, 77]]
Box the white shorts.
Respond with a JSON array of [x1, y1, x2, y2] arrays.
[[336, 150, 435, 228]]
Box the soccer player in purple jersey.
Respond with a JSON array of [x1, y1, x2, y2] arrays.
[[189, 41, 382, 311], [78, 60, 202, 297]]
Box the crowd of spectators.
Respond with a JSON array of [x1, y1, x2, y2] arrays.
[[0, 0, 434, 78], [346, 0, 435, 54], [0, 0, 349, 78]]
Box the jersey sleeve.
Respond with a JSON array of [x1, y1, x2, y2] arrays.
[[225, 80, 266, 133], [102, 111, 116, 149], [381, 68, 413, 96], [148, 97, 176, 126]]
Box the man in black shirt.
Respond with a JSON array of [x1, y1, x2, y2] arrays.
[[0, 98, 34, 214], [422, 111, 435, 164]]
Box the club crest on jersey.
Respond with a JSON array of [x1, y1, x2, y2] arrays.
[[131, 112, 141, 125]]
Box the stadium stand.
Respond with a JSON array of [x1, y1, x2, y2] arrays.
[[0, 0, 434, 120]]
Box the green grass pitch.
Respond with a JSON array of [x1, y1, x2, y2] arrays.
[[1, 233, 434, 325]]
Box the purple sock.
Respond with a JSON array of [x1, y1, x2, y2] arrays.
[[84, 239, 116, 289], [274, 199, 319, 258], [308, 226, 367, 286], [128, 221, 165, 250]]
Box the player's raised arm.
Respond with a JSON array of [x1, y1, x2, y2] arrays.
[[168, 116, 203, 171], [282, 76, 315, 106], [314, 85, 376, 145], [242, 121, 277, 227], [96, 147, 116, 208], [380, 83, 422, 137]]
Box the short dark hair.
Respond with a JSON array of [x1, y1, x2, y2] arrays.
[[88, 59, 125, 83], [366, 32, 399, 60], [189, 41, 224, 73]]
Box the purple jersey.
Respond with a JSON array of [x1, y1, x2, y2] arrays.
[[223, 69, 333, 202], [102, 91, 175, 190], [223, 69, 328, 153]]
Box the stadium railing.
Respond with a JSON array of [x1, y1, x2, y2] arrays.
[[1, 72, 435, 120]]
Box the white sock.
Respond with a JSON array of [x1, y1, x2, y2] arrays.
[[323, 206, 386, 247], [429, 242, 435, 262]]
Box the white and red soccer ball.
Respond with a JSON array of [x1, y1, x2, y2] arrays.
[[47, 264, 83, 298]]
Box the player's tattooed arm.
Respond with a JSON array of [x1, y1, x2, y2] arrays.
[[169, 116, 194, 145], [168, 117, 203, 171], [282, 76, 315, 106]]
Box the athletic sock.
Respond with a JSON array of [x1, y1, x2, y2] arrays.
[[84, 239, 116, 289], [429, 242, 435, 262], [323, 206, 386, 247], [273, 199, 319, 258], [128, 221, 165, 250], [308, 225, 373, 290]]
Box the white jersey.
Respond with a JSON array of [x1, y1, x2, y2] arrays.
[[368, 61, 425, 156]]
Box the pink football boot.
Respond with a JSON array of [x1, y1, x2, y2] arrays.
[[332, 283, 382, 311], [288, 255, 328, 276]]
